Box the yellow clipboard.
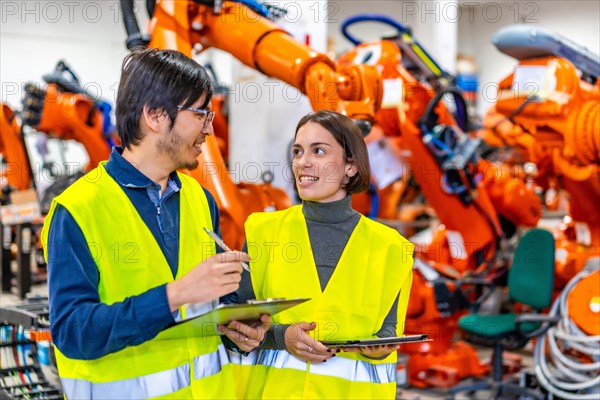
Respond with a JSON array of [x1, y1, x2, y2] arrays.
[[157, 298, 310, 339]]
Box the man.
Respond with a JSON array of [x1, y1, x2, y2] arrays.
[[42, 48, 264, 399]]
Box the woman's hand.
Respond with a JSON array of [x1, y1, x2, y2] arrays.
[[343, 344, 399, 359], [218, 314, 272, 353], [284, 322, 335, 364]]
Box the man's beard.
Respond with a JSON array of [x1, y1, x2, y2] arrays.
[[157, 130, 199, 170]]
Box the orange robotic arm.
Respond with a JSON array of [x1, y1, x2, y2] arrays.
[[147, 0, 383, 123], [0, 104, 31, 191], [485, 59, 600, 270], [21, 83, 112, 170], [484, 26, 600, 285], [484, 57, 600, 242], [339, 41, 505, 274], [477, 159, 541, 228], [492, 56, 599, 181]]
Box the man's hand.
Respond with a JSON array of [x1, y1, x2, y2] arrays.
[[166, 251, 249, 312], [218, 314, 272, 353], [343, 344, 399, 359], [284, 322, 335, 364]]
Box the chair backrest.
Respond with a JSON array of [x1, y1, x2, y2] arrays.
[[508, 228, 555, 310]]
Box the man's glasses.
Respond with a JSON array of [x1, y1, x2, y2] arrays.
[[177, 105, 215, 129]]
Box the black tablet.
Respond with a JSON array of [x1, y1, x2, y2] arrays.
[[321, 334, 429, 348]]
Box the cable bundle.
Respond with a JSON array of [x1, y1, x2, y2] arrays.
[[0, 324, 61, 399], [534, 265, 600, 399]]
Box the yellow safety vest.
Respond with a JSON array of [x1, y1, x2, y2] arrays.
[[234, 205, 414, 399], [41, 163, 236, 399]]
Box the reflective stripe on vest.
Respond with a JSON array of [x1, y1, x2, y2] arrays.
[[61, 345, 229, 399], [230, 349, 395, 384], [193, 343, 230, 380]]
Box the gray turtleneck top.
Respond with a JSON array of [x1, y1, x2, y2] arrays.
[[238, 195, 400, 350]]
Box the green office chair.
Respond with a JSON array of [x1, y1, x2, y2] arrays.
[[449, 228, 558, 399]]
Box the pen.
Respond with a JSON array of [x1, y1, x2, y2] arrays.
[[203, 227, 251, 273]]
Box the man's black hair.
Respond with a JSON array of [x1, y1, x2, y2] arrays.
[[116, 48, 213, 148]]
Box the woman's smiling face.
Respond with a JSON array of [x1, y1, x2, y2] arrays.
[[292, 121, 356, 203]]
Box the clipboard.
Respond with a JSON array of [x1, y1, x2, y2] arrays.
[[321, 334, 429, 348], [158, 298, 309, 339]]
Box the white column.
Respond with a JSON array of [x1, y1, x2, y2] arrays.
[[434, 0, 458, 74], [410, 0, 459, 75]]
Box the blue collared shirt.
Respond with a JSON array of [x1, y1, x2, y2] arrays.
[[46, 147, 221, 360]]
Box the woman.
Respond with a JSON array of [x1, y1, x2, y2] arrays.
[[231, 110, 414, 399]]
